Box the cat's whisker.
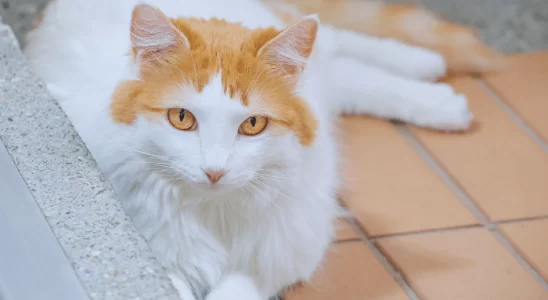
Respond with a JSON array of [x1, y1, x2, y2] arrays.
[[256, 167, 288, 174], [256, 168, 291, 178], [252, 178, 293, 202], [254, 173, 287, 181], [250, 180, 284, 210], [122, 146, 171, 162], [242, 182, 258, 197], [121, 158, 171, 165], [247, 179, 266, 195], [246, 180, 272, 206]]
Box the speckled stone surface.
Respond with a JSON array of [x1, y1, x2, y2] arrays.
[[0, 20, 180, 300], [418, 0, 548, 53]]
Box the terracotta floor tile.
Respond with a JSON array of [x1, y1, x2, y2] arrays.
[[285, 242, 408, 300], [339, 117, 477, 236], [484, 52, 548, 141], [377, 228, 548, 300], [335, 218, 359, 241], [411, 77, 548, 221], [500, 219, 548, 280]]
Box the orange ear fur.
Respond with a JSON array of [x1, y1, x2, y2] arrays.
[[257, 15, 319, 81], [130, 4, 190, 67]]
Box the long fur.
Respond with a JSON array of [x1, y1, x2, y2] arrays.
[[24, 0, 481, 299]]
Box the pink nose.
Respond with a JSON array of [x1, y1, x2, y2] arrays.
[[204, 170, 226, 184]]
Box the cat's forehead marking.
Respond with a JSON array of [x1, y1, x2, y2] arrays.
[[111, 17, 317, 146], [160, 18, 283, 104], [181, 72, 250, 115]]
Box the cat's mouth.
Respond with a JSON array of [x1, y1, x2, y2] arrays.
[[193, 178, 244, 195], [193, 173, 264, 197], [203, 182, 222, 191]]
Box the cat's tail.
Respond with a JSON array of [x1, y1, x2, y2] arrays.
[[267, 0, 506, 75]]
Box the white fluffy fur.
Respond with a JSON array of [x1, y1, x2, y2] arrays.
[[24, 0, 472, 299]]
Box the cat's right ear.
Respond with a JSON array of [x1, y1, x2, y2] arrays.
[[257, 15, 319, 82], [130, 4, 190, 65]]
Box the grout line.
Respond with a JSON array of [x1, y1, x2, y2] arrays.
[[475, 79, 548, 151], [493, 215, 548, 225], [491, 231, 548, 290], [396, 125, 492, 227], [370, 224, 483, 241], [332, 238, 363, 244], [396, 125, 548, 290], [347, 218, 422, 300]]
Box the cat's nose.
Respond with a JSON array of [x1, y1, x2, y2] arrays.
[[203, 169, 226, 184]]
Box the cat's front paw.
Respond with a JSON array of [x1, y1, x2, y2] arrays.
[[430, 94, 473, 131], [168, 273, 198, 300], [415, 86, 473, 131], [206, 274, 263, 300]]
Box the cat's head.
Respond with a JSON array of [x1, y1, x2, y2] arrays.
[[111, 4, 319, 195]]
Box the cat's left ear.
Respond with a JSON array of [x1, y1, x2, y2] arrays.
[[130, 4, 190, 65], [257, 15, 319, 81]]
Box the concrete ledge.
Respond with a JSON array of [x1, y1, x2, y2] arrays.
[[0, 20, 179, 300]]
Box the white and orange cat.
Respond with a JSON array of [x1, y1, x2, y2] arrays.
[[24, 1, 503, 299]]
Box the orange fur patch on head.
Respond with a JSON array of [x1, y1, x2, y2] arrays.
[[111, 4, 318, 145]]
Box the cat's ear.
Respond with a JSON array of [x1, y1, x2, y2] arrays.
[[130, 4, 189, 64], [257, 15, 319, 80]]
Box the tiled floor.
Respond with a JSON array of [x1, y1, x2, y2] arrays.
[[285, 52, 548, 300]]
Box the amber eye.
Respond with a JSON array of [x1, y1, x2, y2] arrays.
[[239, 116, 268, 136], [167, 108, 197, 131]]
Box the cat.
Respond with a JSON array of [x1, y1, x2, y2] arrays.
[[24, 0, 501, 299]]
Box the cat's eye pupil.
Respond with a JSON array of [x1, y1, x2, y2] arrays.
[[250, 117, 256, 127], [179, 109, 185, 122]]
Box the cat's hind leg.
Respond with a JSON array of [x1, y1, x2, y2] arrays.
[[328, 57, 472, 131], [320, 26, 446, 82]]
